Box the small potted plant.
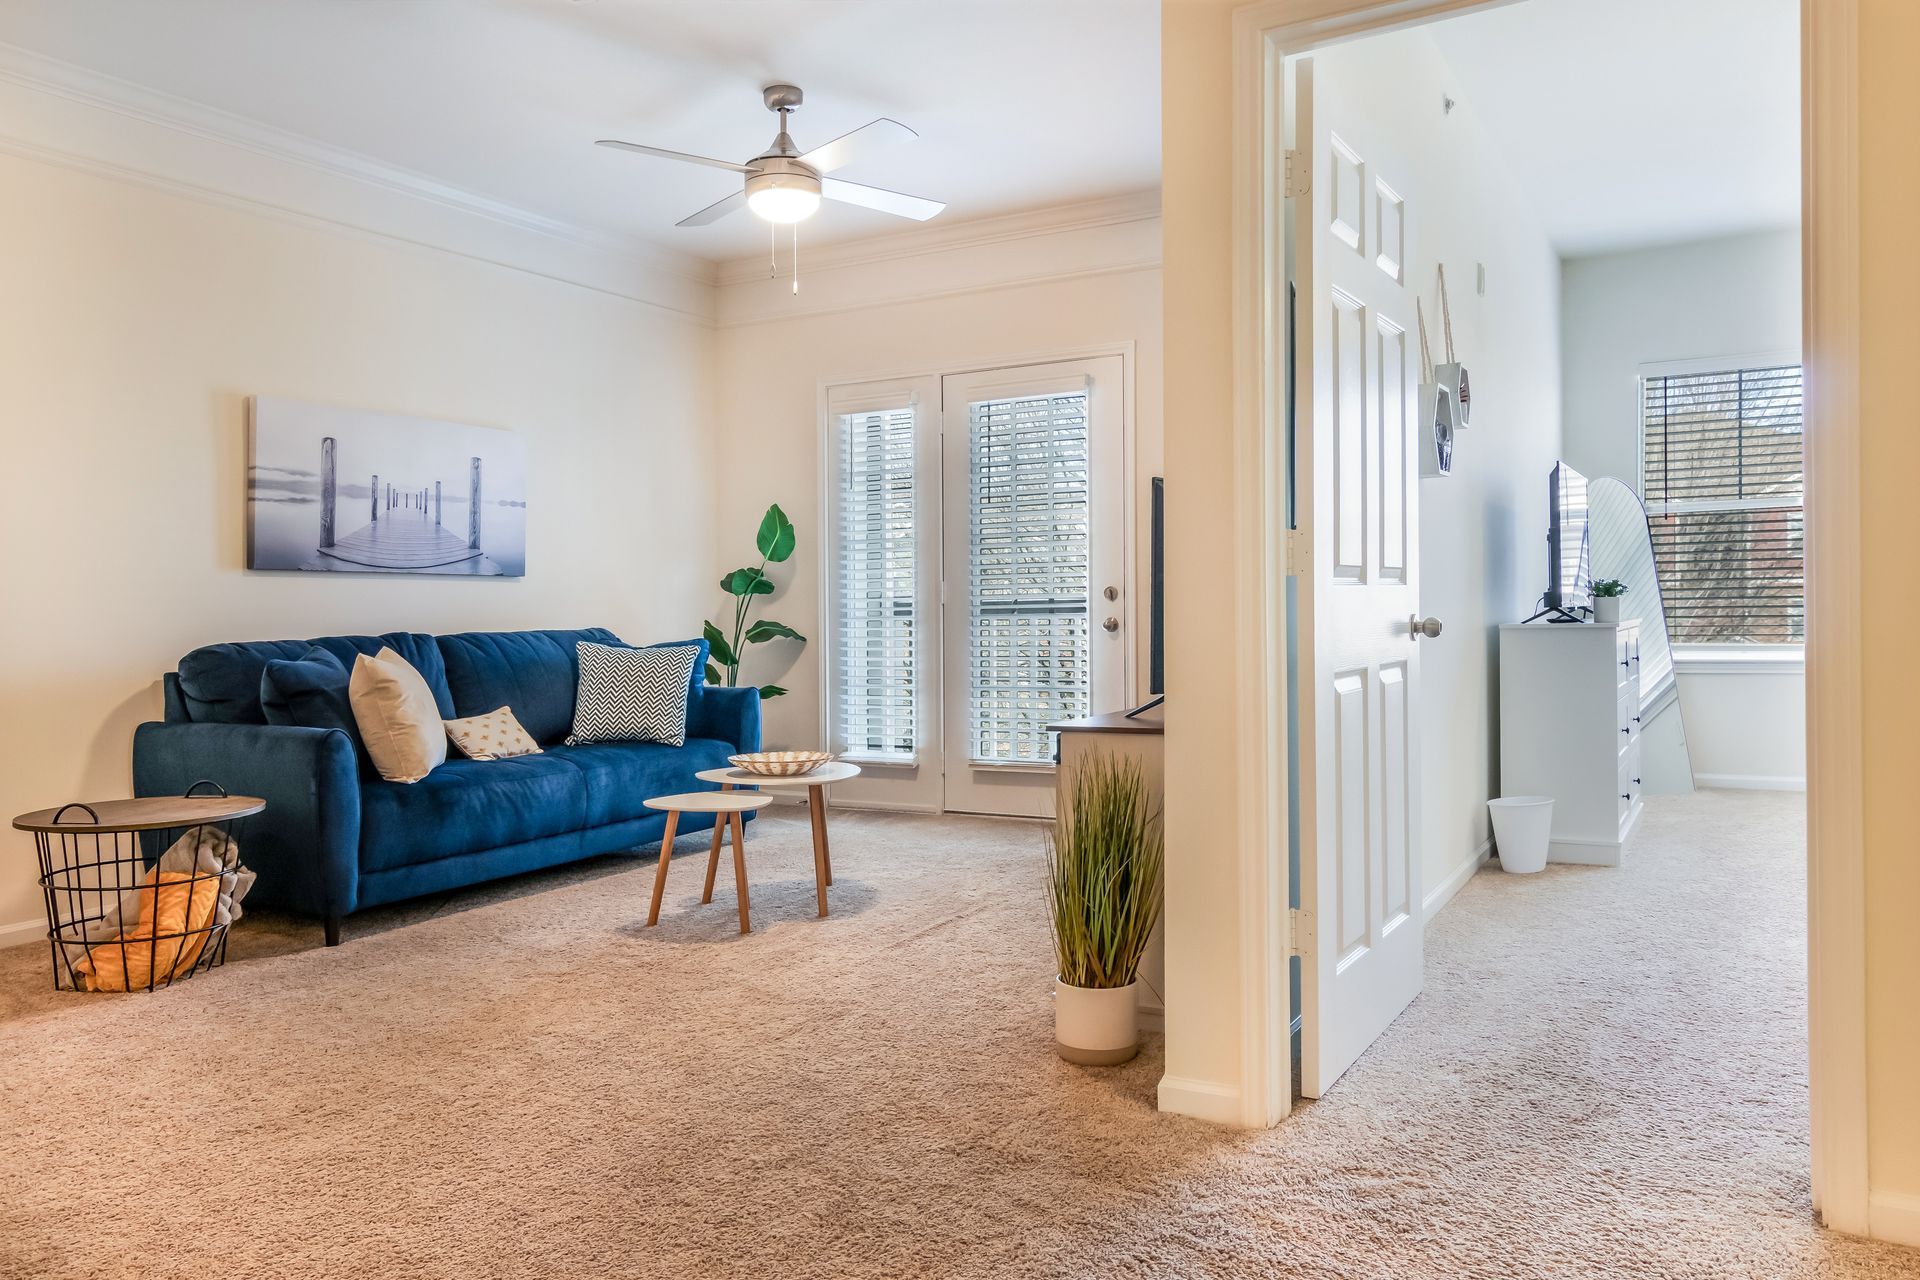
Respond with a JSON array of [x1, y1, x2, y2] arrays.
[[1592, 578, 1628, 624], [1046, 754, 1164, 1066]]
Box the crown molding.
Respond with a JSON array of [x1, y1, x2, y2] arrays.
[[714, 188, 1162, 286], [0, 41, 718, 320]]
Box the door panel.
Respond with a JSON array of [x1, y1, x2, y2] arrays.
[[1294, 53, 1426, 1099], [940, 357, 1126, 817]]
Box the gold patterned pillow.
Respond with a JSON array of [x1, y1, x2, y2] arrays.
[[444, 706, 542, 761]]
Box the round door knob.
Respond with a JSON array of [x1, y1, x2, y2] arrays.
[[1102, 617, 1120, 633], [1409, 615, 1442, 639]]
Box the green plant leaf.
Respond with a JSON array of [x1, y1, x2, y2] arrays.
[[745, 619, 806, 644], [756, 503, 797, 563], [703, 620, 737, 667], [704, 662, 723, 686], [720, 567, 773, 596], [757, 684, 788, 698]]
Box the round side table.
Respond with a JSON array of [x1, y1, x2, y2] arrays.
[[642, 790, 773, 934], [695, 761, 861, 920]]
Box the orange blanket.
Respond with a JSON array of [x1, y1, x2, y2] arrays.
[[77, 870, 220, 992]]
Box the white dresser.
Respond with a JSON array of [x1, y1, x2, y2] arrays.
[[1498, 621, 1644, 865]]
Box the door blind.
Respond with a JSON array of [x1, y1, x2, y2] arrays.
[[1642, 363, 1804, 644], [967, 389, 1092, 764], [836, 406, 917, 760]]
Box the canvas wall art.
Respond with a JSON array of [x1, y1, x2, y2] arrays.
[[248, 397, 527, 576]]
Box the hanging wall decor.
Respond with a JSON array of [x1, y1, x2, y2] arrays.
[[1434, 263, 1472, 427], [247, 397, 527, 576], [1416, 298, 1456, 478]]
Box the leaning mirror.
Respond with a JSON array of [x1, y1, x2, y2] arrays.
[[1588, 476, 1694, 793]]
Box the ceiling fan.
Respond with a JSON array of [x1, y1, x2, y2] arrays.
[[597, 84, 945, 227]]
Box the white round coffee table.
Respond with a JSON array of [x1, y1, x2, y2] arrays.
[[643, 790, 772, 934], [694, 761, 862, 919]]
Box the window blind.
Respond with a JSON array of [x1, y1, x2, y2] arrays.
[[1642, 364, 1804, 644], [967, 389, 1092, 764], [836, 406, 917, 760]]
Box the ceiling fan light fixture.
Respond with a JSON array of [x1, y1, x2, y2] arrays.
[[746, 169, 821, 224]]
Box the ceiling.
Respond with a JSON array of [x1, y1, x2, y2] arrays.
[[1428, 0, 1800, 257], [0, 0, 1161, 262]]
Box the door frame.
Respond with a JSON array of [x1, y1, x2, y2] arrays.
[[813, 341, 1142, 813], [1226, 0, 1866, 1234]]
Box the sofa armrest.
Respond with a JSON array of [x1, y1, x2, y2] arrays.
[[689, 686, 761, 753], [132, 721, 362, 921]]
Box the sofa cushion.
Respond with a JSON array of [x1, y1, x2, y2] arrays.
[[544, 738, 739, 828], [359, 754, 588, 872], [645, 637, 711, 716], [178, 633, 452, 724], [260, 646, 366, 770], [435, 628, 622, 744], [565, 641, 699, 747], [349, 648, 449, 784]]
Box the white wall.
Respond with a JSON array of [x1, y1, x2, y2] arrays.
[[1560, 230, 1804, 789], [1314, 30, 1566, 909], [0, 150, 717, 938], [710, 195, 1163, 770]]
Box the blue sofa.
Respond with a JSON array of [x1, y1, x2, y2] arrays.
[[132, 627, 760, 945]]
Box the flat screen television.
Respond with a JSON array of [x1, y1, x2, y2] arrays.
[[1545, 461, 1593, 617]]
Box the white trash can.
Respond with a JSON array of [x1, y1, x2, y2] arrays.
[[1488, 796, 1554, 874]]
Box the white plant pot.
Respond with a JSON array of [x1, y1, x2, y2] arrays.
[[1594, 596, 1621, 624], [1054, 978, 1139, 1065]]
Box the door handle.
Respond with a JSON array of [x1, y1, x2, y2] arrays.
[[1102, 617, 1120, 633], [1409, 615, 1442, 639]]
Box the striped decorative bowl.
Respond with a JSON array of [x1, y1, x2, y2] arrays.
[[729, 751, 833, 778]]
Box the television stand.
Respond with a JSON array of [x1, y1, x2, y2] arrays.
[[1521, 605, 1587, 625]]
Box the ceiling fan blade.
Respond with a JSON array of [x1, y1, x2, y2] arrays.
[[596, 139, 754, 174], [798, 118, 917, 175], [676, 190, 747, 227], [820, 178, 945, 222]]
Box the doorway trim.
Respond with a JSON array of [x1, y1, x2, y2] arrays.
[[1228, 0, 1867, 1235]]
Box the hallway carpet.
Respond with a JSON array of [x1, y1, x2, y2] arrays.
[[1, 791, 1915, 1279]]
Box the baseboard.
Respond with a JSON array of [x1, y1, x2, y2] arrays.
[[1695, 772, 1807, 792], [1157, 1074, 1243, 1125], [1423, 839, 1491, 921], [0, 917, 45, 950], [1869, 1190, 1920, 1248], [1547, 836, 1624, 867]]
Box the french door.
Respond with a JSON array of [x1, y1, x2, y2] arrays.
[[824, 356, 1127, 817]]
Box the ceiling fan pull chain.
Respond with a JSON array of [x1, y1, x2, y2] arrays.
[[770, 219, 776, 279], [792, 221, 800, 294]]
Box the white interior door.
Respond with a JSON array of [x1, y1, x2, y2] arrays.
[[1292, 55, 1426, 1098], [940, 357, 1126, 817]]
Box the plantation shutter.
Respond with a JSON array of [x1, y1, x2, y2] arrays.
[[1642, 363, 1804, 644], [836, 405, 917, 760], [967, 385, 1092, 764]]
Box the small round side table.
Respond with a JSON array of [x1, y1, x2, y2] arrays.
[[695, 761, 861, 920], [642, 790, 773, 934]]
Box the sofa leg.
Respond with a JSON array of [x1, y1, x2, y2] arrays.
[[324, 914, 342, 947]]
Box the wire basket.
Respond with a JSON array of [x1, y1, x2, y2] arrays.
[[15, 781, 263, 993]]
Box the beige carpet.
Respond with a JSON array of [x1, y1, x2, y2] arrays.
[[1, 791, 1916, 1279]]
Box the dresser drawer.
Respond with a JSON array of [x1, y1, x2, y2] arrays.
[[1618, 741, 1643, 818]]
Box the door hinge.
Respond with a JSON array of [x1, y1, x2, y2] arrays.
[[1284, 149, 1311, 199], [1285, 529, 1311, 576], [1289, 907, 1315, 958]]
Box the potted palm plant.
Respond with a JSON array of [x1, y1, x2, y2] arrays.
[[1046, 754, 1164, 1065]]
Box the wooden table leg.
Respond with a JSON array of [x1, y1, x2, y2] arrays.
[[806, 785, 830, 917], [704, 782, 730, 904], [646, 808, 681, 926], [728, 811, 752, 933]]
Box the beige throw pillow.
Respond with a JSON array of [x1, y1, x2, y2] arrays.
[[349, 647, 448, 783], [445, 706, 542, 761]]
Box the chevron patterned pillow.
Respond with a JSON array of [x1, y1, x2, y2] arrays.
[[565, 641, 700, 747]]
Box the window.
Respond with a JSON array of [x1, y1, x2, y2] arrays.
[[1641, 362, 1804, 645], [966, 388, 1093, 764], [834, 405, 917, 760]]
